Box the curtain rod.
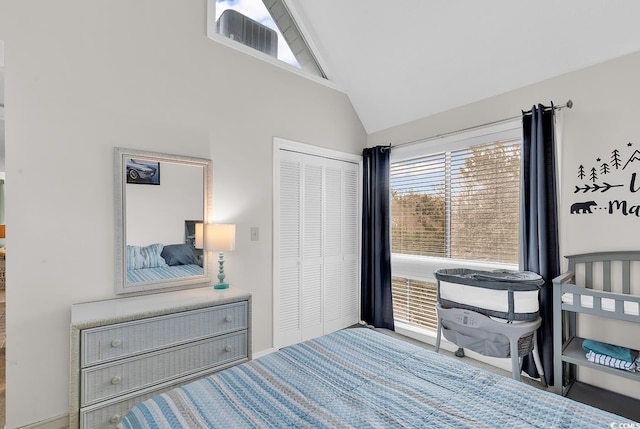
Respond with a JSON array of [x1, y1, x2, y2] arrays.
[[390, 99, 573, 149]]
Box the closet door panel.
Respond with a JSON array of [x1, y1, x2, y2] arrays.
[[324, 164, 343, 331], [341, 163, 360, 326], [301, 160, 324, 340], [275, 152, 303, 348]]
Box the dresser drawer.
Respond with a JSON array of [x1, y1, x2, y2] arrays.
[[81, 301, 247, 367], [81, 331, 247, 406], [80, 374, 197, 429]]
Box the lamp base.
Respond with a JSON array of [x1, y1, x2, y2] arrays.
[[213, 282, 229, 290]]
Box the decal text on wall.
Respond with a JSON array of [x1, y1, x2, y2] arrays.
[[572, 142, 640, 217]]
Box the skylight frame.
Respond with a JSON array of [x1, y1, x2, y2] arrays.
[[206, 0, 337, 90]]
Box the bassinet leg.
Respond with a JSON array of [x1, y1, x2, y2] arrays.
[[455, 347, 465, 357], [531, 331, 547, 388], [435, 317, 442, 352], [510, 340, 521, 381]]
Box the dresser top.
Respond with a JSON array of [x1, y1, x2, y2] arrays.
[[71, 286, 251, 329]]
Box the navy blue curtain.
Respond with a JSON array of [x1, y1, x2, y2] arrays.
[[520, 104, 560, 386], [361, 146, 395, 330]]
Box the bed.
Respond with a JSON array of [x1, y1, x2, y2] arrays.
[[117, 328, 634, 428], [126, 243, 203, 283], [553, 251, 640, 401]]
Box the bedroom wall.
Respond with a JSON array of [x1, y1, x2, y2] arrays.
[[0, 1, 366, 427], [126, 162, 203, 246], [369, 51, 640, 400]]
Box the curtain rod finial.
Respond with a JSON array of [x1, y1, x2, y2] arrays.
[[566, 99, 573, 109]]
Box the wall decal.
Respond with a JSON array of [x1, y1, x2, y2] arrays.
[[571, 201, 598, 213], [571, 142, 640, 217]]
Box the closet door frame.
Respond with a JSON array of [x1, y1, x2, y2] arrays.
[[273, 138, 362, 350]]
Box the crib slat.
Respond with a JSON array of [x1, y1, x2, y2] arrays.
[[623, 260, 631, 294], [602, 261, 611, 292], [585, 262, 593, 289]]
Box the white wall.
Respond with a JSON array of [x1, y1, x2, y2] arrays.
[[126, 162, 203, 246], [0, 1, 366, 426], [370, 51, 640, 400]]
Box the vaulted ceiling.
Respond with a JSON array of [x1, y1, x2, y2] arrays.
[[288, 1, 640, 134]]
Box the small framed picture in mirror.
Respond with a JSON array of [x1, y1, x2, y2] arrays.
[[126, 158, 161, 185]]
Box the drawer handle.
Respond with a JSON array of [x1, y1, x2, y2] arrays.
[[224, 345, 232, 352], [224, 315, 233, 322], [111, 376, 122, 385], [111, 339, 122, 348], [110, 414, 121, 424]]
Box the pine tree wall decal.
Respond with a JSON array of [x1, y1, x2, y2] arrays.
[[611, 149, 621, 169], [578, 165, 585, 179]]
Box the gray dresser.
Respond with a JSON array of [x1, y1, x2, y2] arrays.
[[70, 287, 251, 429]]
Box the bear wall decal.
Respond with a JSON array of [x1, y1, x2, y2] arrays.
[[570, 201, 597, 214]]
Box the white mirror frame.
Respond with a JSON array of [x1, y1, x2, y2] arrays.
[[114, 147, 213, 295]]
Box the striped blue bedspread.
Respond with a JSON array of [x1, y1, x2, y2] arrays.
[[118, 328, 634, 428], [126, 264, 203, 283]]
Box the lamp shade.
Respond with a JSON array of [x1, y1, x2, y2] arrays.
[[206, 224, 236, 252]]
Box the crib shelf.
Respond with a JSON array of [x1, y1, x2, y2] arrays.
[[561, 336, 640, 382]]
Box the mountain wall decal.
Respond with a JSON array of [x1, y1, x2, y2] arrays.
[[622, 149, 640, 170]]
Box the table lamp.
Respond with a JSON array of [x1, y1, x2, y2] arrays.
[[206, 223, 236, 290]]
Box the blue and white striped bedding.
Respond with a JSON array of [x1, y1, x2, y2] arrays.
[[126, 264, 203, 283], [118, 328, 635, 428]]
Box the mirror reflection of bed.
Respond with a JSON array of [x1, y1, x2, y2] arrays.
[[124, 158, 205, 284]]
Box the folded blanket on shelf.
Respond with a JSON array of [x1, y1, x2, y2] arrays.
[[586, 350, 637, 372], [582, 339, 637, 362]]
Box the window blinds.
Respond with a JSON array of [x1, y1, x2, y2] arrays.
[[391, 139, 521, 265]]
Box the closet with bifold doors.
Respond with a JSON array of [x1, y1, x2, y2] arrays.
[[274, 141, 361, 350]]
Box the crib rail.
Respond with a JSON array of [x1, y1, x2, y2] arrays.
[[560, 283, 640, 324], [566, 251, 640, 293]]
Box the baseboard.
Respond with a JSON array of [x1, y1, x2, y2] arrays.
[[17, 414, 69, 429], [252, 347, 275, 359]]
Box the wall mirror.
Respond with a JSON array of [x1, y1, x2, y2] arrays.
[[114, 147, 212, 294]]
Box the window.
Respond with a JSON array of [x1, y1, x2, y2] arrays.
[[390, 122, 522, 333], [208, 0, 325, 79], [392, 277, 438, 331], [391, 139, 521, 264]]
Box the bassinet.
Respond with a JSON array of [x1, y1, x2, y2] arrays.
[[434, 268, 546, 384]]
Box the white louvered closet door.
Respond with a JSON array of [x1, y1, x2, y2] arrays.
[[324, 159, 359, 334], [275, 146, 360, 350], [276, 150, 303, 348], [301, 156, 324, 341]]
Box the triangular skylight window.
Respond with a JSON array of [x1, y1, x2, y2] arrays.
[[208, 0, 326, 79]]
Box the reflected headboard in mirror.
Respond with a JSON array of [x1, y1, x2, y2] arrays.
[[114, 148, 213, 294]]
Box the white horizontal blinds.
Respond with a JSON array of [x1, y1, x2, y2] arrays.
[[390, 139, 521, 265], [449, 139, 521, 264], [390, 153, 447, 257], [276, 152, 302, 344], [391, 277, 438, 330]]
